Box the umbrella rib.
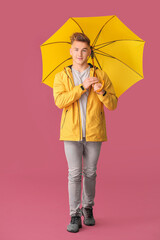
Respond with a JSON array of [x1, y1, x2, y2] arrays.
[[94, 54, 103, 70], [92, 15, 116, 47], [70, 17, 84, 33], [95, 41, 115, 49], [42, 57, 72, 82], [94, 50, 143, 78], [94, 39, 144, 50], [87, 54, 102, 70], [41, 41, 71, 47]]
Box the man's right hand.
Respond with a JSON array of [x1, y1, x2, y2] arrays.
[[83, 77, 99, 90]]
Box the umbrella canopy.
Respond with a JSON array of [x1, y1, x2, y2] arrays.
[[40, 15, 145, 97]]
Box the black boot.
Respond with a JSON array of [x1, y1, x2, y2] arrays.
[[67, 215, 82, 233], [81, 207, 95, 226]]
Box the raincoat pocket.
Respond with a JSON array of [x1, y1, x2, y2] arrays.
[[61, 109, 68, 129], [94, 107, 103, 124]]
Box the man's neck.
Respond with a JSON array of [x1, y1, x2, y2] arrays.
[[72, 62, 89, 73]]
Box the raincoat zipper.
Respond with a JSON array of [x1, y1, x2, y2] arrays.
[[94, 66, 104, 115], [64, 68, 82, 141], [77, 101, 82, 141]]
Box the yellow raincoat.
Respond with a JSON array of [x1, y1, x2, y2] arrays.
[[53, 63, 118, 142]]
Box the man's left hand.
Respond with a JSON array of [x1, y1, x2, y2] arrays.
[[92, 82, 105, 95]]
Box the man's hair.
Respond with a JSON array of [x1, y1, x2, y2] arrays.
[[70, 32, 90, 46]]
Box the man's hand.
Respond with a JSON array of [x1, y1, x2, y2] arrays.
[[83, 77, 99, 90], [92, 82, 105, 95]]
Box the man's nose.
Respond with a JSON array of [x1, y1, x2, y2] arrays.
[[78, 51, 82, 56]]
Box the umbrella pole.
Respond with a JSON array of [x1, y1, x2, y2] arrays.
[[91, 47, 96, 77], [92, 57, 96, 77]]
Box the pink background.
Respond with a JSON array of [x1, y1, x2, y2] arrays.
[[1, 0, 160, 239]]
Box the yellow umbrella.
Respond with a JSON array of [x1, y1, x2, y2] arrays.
[[40, 15, 145, 97]]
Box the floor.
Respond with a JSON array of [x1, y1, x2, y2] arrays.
[[0, 174, 160, 240]]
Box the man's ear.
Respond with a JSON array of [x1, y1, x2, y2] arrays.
[[70, 48, 72, 56]]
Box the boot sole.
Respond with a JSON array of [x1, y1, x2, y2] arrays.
[[83, 220, 95, 226], [67, 224, 82, 233], [81, 210, 95, 226]]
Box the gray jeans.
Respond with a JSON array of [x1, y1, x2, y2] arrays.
[[64, 137, 102, 217]]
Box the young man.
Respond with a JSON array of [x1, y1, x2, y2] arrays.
[[53, 32, 118, 233]]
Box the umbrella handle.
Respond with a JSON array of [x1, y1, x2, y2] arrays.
[[96, 80, 104, 92], [92, 65, 105, 93]]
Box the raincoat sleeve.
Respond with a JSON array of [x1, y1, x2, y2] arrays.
[[97, 71, 118, 110], [53, 72, 87, 109]]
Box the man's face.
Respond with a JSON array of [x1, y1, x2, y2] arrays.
[[70, 41, 91, 66]]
